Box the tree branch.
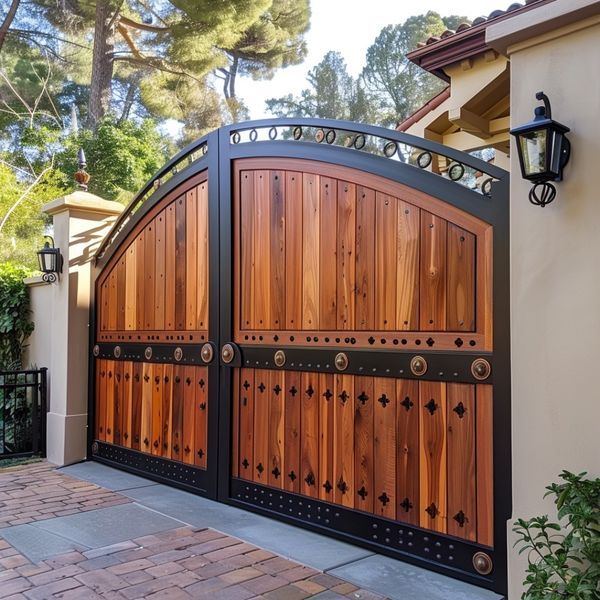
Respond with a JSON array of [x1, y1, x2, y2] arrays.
[[0, 0, 20, 53], [119, 15, 169, 32]]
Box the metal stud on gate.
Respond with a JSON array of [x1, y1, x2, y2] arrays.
[[144, 346, 153, 360], [472, 552, 493, 575], [221, 343, 234, 364], [471, 358, 491, 380], [113, 346, 121, 359], [410, 355, 428, 376], [174, 347, 183, 362], [334, 352, 348, 371], [274, 350, 286, 368], [201, 343, 214, 364], [93, 344, 100, 357], [91, 441, 99, 455]]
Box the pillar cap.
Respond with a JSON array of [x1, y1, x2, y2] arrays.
[[43, 191, 124, 217]]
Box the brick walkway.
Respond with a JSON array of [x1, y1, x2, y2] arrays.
[[0, 462, 387, 599]]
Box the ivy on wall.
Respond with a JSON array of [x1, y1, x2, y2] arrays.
[[0, 263, 34, 370]]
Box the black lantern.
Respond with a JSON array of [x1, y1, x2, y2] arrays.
[[510, 91, 571, 207], [37, 236, 63, 283]]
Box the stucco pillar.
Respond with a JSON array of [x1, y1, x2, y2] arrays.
[[42, 191, 123, 466]]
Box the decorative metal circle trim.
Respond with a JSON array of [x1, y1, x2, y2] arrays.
[[472, 551, 493, 575], [448, 162, 465, 181], [91, 441, 99, 455], [268, 126, 278, 140], [293, 126, 303, 140], [93, 344, 100, 357], [249, 128, 258, 142], [481, 177, 493, 197], [231, 132, 240, 144], [201, 144, 208, 155], [410, 355, 428, 376], [315, 129, 325, 143], [325, 129, 336, 144], [144, 346, 153, 360], [334, 352, 349, 372], [201, 343, 214, 364], [274, 350, 286, 368], [174, 347, 183, 362], [221, 343, 235, 364], [113, 345, 121, 359], [417, 151, 432, 169], [383, 141, 397, 158], [353, 134, 366, 150], [471, 358, 491, 381]]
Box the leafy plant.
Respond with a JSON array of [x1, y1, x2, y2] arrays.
[[513, 471, 600, 599], [0, 263, 34, 369]]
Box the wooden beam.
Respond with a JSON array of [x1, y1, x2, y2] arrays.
[[448, 107, 491, 139]]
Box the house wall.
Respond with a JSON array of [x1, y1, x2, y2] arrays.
[[489, 11, 600, 600]]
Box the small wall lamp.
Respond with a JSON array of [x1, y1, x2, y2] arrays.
[[510, 91, 571, 207], [37, 236, 63, 283]]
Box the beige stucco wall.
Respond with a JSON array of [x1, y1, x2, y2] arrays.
[[489, 11, 600, 600]]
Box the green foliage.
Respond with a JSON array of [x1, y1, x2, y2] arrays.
[[513, 471, 600, 600], [0, 263, 34, 370]]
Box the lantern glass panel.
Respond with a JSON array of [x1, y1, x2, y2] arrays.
[[519, 129, 547, 176]]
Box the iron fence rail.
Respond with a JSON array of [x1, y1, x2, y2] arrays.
[[0, 368, 47, 459]]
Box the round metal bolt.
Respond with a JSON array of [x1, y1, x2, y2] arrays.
[[221, 343, 234, 364], [471, 358, 492, 380], [201, 343, 214, 364], [93, 344, 100, 357], [113, 345, 121, 359], [144, 346, 153, 360], [473, 552, 493, 575], [174, 347, 183, 362], [334, 352, 349, 371], [410, 355, 428, 376], [274, 350, 286, 368]]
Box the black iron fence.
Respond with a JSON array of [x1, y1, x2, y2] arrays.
[[0, 368, 47, 459]]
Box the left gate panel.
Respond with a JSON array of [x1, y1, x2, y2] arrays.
[[92, 173, 215, 494]]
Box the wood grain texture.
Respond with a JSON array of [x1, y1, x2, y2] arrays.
[[447, 224, 475, 332], [337, 181, 356, 330], [284, 172, 303, 330], [185, 189, 198, 331], [171, 365, 183, 460], [143, 221, 155, 330], [165, 202, 176, 330], [154, 211, 166, 330], [374, 377, 396, 520], [268, 370, 285, 487], [284, 371, 301, 493], [140, 362, 152, 453], [254, 172, 271, 330], [334, 374, 354, 508], [182, 366, 196, 464], [270, 172, 285, 330], [151, 364, 163, 456], [240, 171, 255, 330], [476, 384, 494, 547], [375, 193, 397, 330], [319, 177, 337, 330], [354, 376, 373, 514], [318, 373, 335, 502], [196, 181, 209, 329], [195, 367, 208, 469], [302, 173, 320, 329], [107, 269, 117, 331], [121, 361, 133, 448], [161, 364, 173, 459], [116, 258, 126, 331], [97, 360, 106, 441], [239, 368, 255, 480], [396, 201, 420, 330], [114, 361, 124, 446], [253, 369, 269, 484], [301, 371, 319, 498], [175, 196, 186, 330], [420, 212, 447, 331], [131, 363, 142, 450], [231, 369, 239, 477], [105, 362, 115, 444], [124, 244, 136, 330], [355, 187, 375, 331]]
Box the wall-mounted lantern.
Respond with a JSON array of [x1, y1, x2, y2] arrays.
[[37, 236, 63, 283], [510, 91, 571, 207]]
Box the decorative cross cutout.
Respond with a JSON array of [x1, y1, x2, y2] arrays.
[[358, 392, 369, 405], [378, 492, 390, 506], [453, 510, 466, 527], [289, 386, 298, 396], [425, 398, 438, 415], [323, 480, 332, 493], [378, 394, 390, 408], [426, 337, 435, 347], [337, 478, 348, 494], [323, 389, 333, 400], [186, 377, 192, 385], [368, 336, 375, 345], [306, 385, 314, 398], [357, 486, 368, 500], [199, 402, 206, 410], [199, 378, 206, 389], [143, 437, 149, 446], [455, 338, 464, 347], [197, 449, 204, 459], [164, 375, 169, 383], [273, 384, 282, 395], [453, 402, 466, 419], [134, 374, 140, 382], [154, 375, 160, 384], [143, 374, 150, 382], [288, 470, 297, 482], [425, 503, 439, 519], [243, 380, 250, 390], [258, 383, 266, 393], [304, 472, 315, 486], [400, 497, 413, 512], [400, 396, 414, 411], [271, 466, 281, 479], [256, 462, 264, 474], [173, 444, 180, 453], [241, 458, 249, 469], [339, 390, 349, 404], [125, 373, 130, 381], [184, 445, 190, 454]]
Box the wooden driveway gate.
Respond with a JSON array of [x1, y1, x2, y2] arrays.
[[90, 119, 510, 595]]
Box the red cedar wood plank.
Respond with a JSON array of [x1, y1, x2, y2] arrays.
[[197, 181, 209, 330], [301, 371, 319, 498], [97, 359, 106, 441], [337, 181, 356, 330], [334, 374, 354, 508], [121, 361, 132, 448], [318, 373, 335, 502], [254, 171, 271, 330], [194, 367, 208, 469], [240, 171, 255, 330], [270, 171, 285, 330], [182, 366, 196, 464], [114, 361, 123, 445], [477, 384, 494, 547], [105, 361, 115, 443], [447, 224, 475, 332], [319, 177, 337, 330], [355, 186, 375, 331], [135, 232, 145, 330], [268, 370, 285, 487], [253, 369, 269, 484], [420, 211, 447, 331], [116, 257, 126, 331], [107, 269, 117, 331], [140, 362, 152, 453], [396, 379, 420, 526], [239, 368, 255, 480], [143, 221, 156, 330], [447, 383, 477, 541], [99, 280, 107, 331], [396, 200, 420, 330], [354, 376, 374, 514], [175, 196, 187, 330], [285, 172, 303, 330], [151, 363, 163, 456], [185, 188, 198, 331], [302, 173, 320, 330], [165, 202, 176, 330], [284, 370, 301, 493], [374, 377, 396, 520], [171, 364, 184, 460], [162, 364, 173, 459], [419, 381, 447, 533], [124, 243, 136, 330], [231, 369, 240, 476], [375, 192, 397, 330], [154, 210, 166, 330], [131, 362, 142, 450]]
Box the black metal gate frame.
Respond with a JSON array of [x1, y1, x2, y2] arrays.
[[89, 118, 510, 596]]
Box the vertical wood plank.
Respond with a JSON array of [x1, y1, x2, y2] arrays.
[[175, 196, 186, 330], [334, 374, 354, 507], [97, 359, 106, 441], [253, 369, 269, 484], [239, 368, 255, 480], [185, 188, 198, 331], [140, 362, 152, 453], [116, 257, 126, 331], [107, 269, 117, 330], [114, 361, 123, 445], [99, 281, 108, 331], [124, 244, 136, 330], [121, 361, 133, 448], [302, 173, 320, 329], [171, 365, 184, 461], [231, 369, 239, 476], [301, 371, 319, 498], [447, 224, 475, 331], [135, 232, 145, 330], [337, 181, 356, 330], [284, 371, 301, 493], [270, 171, 285, 330], [154, 211, 166, 330], [151, 364, 163, 455], [318, 373, 335, 502], [375, 193, 397, 330], [161, 364, 173, 459], [396, 201, 420, 330], [396, 379, 420, 525], [194, 367, 208, 469], [268, 370, 285, 487], [165, 202, 176, 330], [419, 381, 447, 533], [285, 172, 303, 329], [476, 385, 494, 547], [355, 187, 375, 331], [420, 212, 447, 331], [374, 377, 396, 520], [143, 222, 155, 330], [240, 172, 255, 330], [447, 383, 477, 541], [182, 366, 196, 464], [131, 362, 142, 451], [319, 177, 337, 330], [105, 361, 115, 443], [254, 172, 271, 329], [197, 181, 209, 330], [354, 377, 374, 514]]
